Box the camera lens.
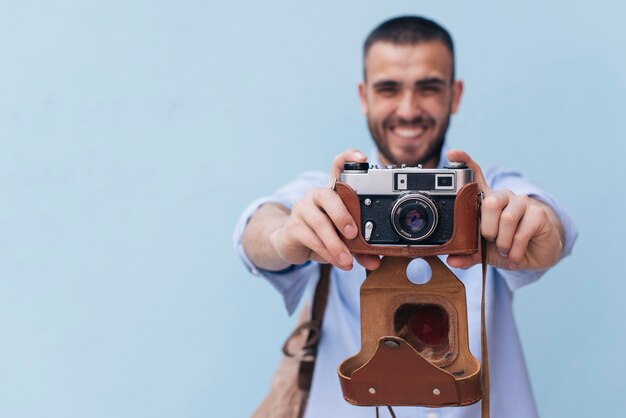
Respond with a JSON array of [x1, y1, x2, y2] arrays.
[[391, 194, 438, 241], [401, 207, 427, 233]]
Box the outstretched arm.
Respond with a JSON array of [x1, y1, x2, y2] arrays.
[[242, 149, 382, 272], [446, 150, 565, 271]]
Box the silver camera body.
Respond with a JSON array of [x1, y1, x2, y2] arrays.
[[340, 162, 473, 245]]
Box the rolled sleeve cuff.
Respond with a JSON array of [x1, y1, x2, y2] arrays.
[[232, 194, 319, 315], [486, 168, 579, 291]]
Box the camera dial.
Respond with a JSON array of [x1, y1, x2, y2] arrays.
[[444, 161, 467, 169], [343, 162, 369, 173], [391, 194, 439, 241]]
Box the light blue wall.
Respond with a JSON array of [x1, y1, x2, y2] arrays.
[[1, 1, 624, 417]]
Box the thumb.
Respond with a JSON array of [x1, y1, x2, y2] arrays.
[[331, 148, 367, 181], [446, 149, 489, 193]]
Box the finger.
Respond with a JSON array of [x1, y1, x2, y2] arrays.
[[355, 254, 381, 271], [507, 206, 544, 268], [494, 194, 529, 256], [299, 206, 354, 269], [446, 149, 489, 193], [282, 218, 329, 264], [310, 252, 331, 265], [331, 148, 367, 181], [311, 188, 358, 239], [447, 253, 481, 269], [294, 220, 353, 270], [481, 190, 512, 241]]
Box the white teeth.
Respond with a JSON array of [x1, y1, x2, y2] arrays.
[[393, 127, 425, 138]]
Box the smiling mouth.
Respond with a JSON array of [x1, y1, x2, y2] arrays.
[[390, 125, 427, 139]]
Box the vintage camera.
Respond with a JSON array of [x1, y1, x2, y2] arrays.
[[339, 161, 473, 247], [335, 161, 485, 408]]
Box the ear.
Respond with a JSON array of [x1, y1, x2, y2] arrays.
[[358, 81, 368, 115], [450, 79, 464, 114]]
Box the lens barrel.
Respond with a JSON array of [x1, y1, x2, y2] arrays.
[[390, 194, 438, 241]]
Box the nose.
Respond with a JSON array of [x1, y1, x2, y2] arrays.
[[396, 90, 423, 122]]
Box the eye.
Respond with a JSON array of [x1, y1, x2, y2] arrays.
[[420, 85, 442, 95], [376, 86, 398, 96], [373, 82, 400, 96]]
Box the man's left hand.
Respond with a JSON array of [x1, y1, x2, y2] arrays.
[[446, 150, 565, 271]]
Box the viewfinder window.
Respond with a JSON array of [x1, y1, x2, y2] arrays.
[[436, 174, 454, 190]]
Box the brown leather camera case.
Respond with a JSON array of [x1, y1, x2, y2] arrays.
[[337, 256, 482, 407], [334, 181, 480, 257]]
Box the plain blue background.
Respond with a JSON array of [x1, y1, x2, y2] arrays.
[[1, 1, 624, 417]]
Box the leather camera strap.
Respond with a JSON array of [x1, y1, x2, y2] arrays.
[[297, 263, 331, 391], [281, 263, 331, 389], [480, 207, 490, 418], [280, 264, 331, 418]]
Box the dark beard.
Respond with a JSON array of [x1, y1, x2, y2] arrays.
[[367, 114, 451, 168]]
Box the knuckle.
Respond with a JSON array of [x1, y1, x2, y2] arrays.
[[504, 189, 516, 198], [310, 239, 325, 253], [500, 211, 517, 225], [308, 188, 327, 206], [309, 244, 327, 259], [517, 194, 530, 205], [482, 195, 501, 211], [302, 233, 322, 251], [497, 245, 511, 256], [318, 187, 334, 200], [286, 221, 305, 240], [308, 209, 328, 226], [284, 215, 298, 229], [529, 204, 546, 219], [496, 237, 511, 251], [308, 187, 322, 200], [292, 199, 306, 214], [513, 230, 532, 246], [327, 239, 345, 255], [519, 229, 534, 242], [508, 252, 523, 264]]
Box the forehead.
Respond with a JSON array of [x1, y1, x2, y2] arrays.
[[364, 41, 453, 83]]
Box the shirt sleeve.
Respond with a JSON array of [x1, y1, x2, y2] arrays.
[[232, 171, 329, 314], [484, 166, 578, 291]]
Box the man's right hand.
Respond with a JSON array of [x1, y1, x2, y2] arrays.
[[242, 149, 382, 272]]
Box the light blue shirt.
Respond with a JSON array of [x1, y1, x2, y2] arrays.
[[233, 148, 577, 418]]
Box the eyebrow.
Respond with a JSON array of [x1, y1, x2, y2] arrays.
[[372, 77, 448, 90], [415, 77, 447, 87], [372, 80, 400, 89]]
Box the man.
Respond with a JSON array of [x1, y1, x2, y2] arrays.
[[234, 16, 577, 418]]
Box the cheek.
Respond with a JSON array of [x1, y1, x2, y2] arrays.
[[424, 97, 451, 122], [368, 99, 395, 124]]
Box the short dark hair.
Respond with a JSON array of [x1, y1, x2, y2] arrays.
[[363, 16, 456, 80]]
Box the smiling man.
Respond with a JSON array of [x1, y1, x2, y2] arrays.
[[234, 16, 577, 418], [359, 30, 461, 170]]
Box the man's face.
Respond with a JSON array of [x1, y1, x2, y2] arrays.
[[359, 41, 463, 168]]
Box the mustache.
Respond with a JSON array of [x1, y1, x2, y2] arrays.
[[385, 116, 435, 127]]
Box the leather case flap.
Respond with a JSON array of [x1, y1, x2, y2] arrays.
[[339, 336, 475, 407]]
